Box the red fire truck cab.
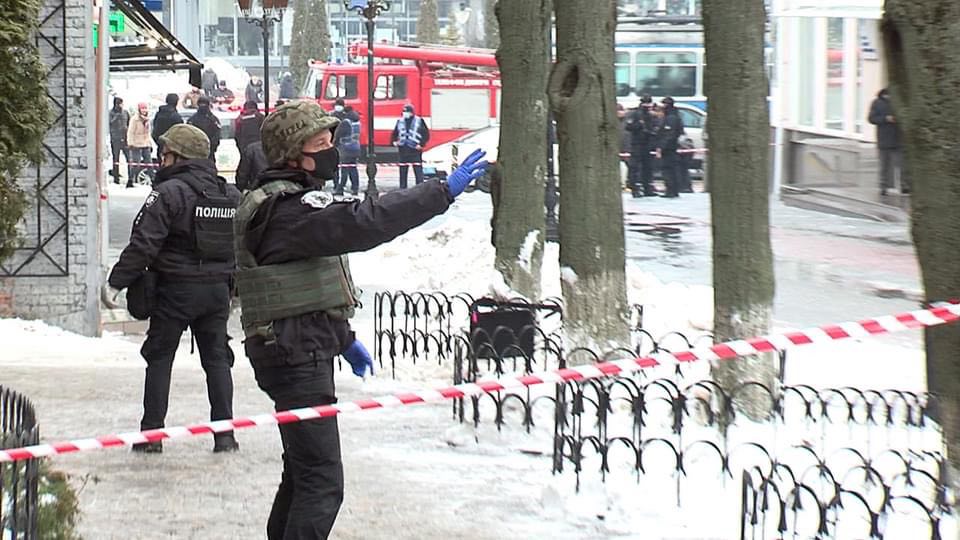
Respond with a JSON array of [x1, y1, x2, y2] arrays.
[[303, 42, 501, 159]]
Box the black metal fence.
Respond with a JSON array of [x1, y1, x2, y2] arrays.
[[372, 289, 952, 535], [0, 386, 40, 539]]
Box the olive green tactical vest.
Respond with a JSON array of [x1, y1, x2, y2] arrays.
[[234, 179, 358, 332]]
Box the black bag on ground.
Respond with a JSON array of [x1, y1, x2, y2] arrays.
[[127, 270, 158, 320]]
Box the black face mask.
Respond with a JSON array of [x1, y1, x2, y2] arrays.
[[302, 147, 339, 183]]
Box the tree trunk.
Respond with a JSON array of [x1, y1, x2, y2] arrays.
[[484, 0, 500, 49], [882, 0, 960, 486], [417, 0, 440, 44], [548, 0, 629, 353], [492, 0, 550, 299], [703, 0, 776, 420], [290, 0, 332, 91]]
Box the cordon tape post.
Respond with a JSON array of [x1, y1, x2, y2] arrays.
[[2, 301, 958, 463]]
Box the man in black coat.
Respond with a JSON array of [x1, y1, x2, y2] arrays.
[[868, 88, 907, 195], [104, 124, 241, 454], [151, 93, 184, 161], [334, 105, 362, 195], [625, 95, 658, 197], [109, 96, 130, 184], [187, 96, 222, 161], [237, 100, 487, 539], [656, 97, 685, 198], [236, 142, 268, 192]]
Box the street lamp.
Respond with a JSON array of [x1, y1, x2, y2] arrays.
[[343, 0, 391, 200], [237, 0, 289, 110]]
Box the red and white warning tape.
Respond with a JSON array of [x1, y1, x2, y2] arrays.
[[2, 302, 957, 463]]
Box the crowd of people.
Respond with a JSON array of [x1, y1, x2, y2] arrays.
[[619, 94, 695, 198]]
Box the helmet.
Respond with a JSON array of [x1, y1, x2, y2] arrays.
[[261, 100, 340, 164], [159, 124, 210, 160]]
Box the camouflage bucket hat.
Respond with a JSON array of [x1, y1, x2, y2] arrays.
[[160, 124, 210, 160], [261, 100, 340, 165]]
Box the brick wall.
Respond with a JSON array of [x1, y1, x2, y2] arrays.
[[0, 0, 100, 336]]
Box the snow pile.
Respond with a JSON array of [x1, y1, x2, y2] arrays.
[[0, 318, 138, 366]]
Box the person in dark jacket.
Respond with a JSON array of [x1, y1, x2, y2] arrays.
[[391, 103, 431, 189], [109, 96, 130, 184], [624, 95, 658, 197], [152, 93, 184, 161], [236, 100, 487, 539], [103, 124, 241, 454], [187, 96, 221, 161], [201, 67, 219, 95], [212, 80, 236, 105], [246, 77, 264, 104], [868, 88, 907, 195], [334, 105, 362, 195], [236, 142, 268, 192], [656, 97, 685, 198], [279, 72, 296, 100], [234, 100, 265, 152]]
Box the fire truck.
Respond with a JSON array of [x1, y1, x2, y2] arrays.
[[302, 42, 501, 158]]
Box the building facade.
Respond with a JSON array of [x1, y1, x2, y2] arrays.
[[164, 0, 473, 75], [0, 0, 100, 335], [770, 0, 899, 215]]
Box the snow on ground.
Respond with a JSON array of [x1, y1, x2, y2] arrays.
[[0, 318, 138, 366], [1, 191, 942, 539], [109, 57, 250, 107]]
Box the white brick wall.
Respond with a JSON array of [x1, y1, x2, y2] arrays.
[[0, 0, 100, 336]]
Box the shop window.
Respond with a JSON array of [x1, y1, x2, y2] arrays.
[[635, 52, 697, 97], [374, 75, 408, 101], [325, 75, 359, 100], [796, 18, 816, 127], [825, 18, 844, 130]]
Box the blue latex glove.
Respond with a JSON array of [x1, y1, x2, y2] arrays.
[[446, 149, 489, 198], [342, 340, 374, 378]]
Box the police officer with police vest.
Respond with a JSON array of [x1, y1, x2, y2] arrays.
[[235, 100, 487, 539], [104, 124, 241, 454], [391, 103, 430, 189], [333, 104, 362, 195]]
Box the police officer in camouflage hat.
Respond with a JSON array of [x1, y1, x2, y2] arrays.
[[105, 123, 242, 454], [235, 99, 489, 539]]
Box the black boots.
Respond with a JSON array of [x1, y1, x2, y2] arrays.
[[213, 432, 240, 453]]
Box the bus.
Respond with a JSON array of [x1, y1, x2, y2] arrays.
[[615, 21, 706, 111]]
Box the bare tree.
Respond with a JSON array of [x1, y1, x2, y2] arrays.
[[882, 0, 960, 494], [491, 0, 550, 299], [290, 0, 332, 91], [417, 0, 440, 44], [548, 0, 629, 350], [702, 0, 776, 419]]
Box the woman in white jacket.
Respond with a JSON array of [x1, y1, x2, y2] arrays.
[[126, 103, 154, 187]]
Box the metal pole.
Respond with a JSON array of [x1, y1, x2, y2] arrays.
[[96, 1, 110, 271], [262, 13, 271, 109], [364, 15, 379, 198]]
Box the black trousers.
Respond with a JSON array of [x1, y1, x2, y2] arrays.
[[111, 141, 129, 182], [253, 359, 343, 540], [139, 280, 234, 431], [879, 148, 906, 193], [398, 148, 423, 189], [628, 148, 656, 195], [336, 157, 360, 194], [662, 149, 681, 197]]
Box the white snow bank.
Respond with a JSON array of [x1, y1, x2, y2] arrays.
[[0, 318, 139, 366]]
